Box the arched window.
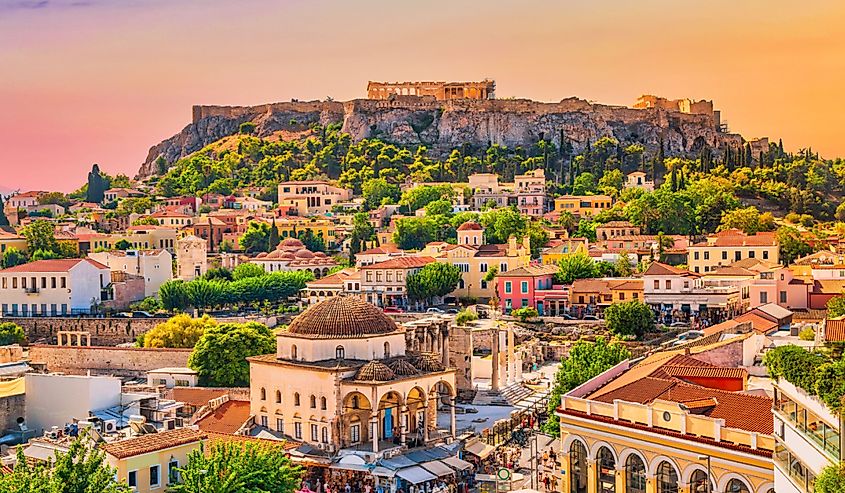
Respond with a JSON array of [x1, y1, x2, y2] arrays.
[[291, 345, 298, 360], [625, 455, 646, 493], [384, 342, 391, 358], [320, 396, 327, 410], [569, 441, 587, 493], [656, 462, 678, 493], [275, 390, 281, 404], [351, 395, 359, 409], [725, 479, 749, 493], [321, 426, 329, 443], [310, 395, 317, 408], [294, 393, 300, 406], [260, 388, 266, 400], [336, 345, 345, 359], [690, 470, 711, 493], [596, 447, 615, 493]]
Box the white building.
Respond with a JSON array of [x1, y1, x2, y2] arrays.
[[0, 258, 111, 316], [773, 378, 842, 493], [88, 249, 173, 297], [146, 367, 198, 389], [25, 373, 122, 434], [625, 171, 655, 191], [176, 235, 207, 281]]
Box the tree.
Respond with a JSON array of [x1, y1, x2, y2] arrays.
[[572, 172, 597, 195], [1, 247, 25, 269], [232, 263, 266, 281], [38, 191, 71, 208], [189, 322, 276, 387], [159, 280, 189, 312], [455, 309, 478, 325], [406, 263, 462, 304], [185, 279, 225, 312], [240, 221, 271, 253], [86, 163, 109, 203], [777, 226, 813, 265], [0, 194, 8, 226], [22, 220, 58, 254], [543, 337, 630, 436], [479, 206, 526, 244], [718, 206, 774, 234], [0, 322, 25, 345], [30, 248, 60, 261], [239, 121, 257, 134], [399, 184, 454, 211], [512, 307, 539, 322], [393, 217, 436, 250], [555, 252, 598, 285], [297, 229, 326, 253], [827, 295, 845, 318], [362, 178, 400, 209], [603, 300, 654, 338], [113, 239, 131, 250], [268, 219, 280, 251], [0, 433, 131, 493], [816, 464, 845, 493], [203, 267, 233, 282], [169, 441, 302, 493], [143, 314, 215, 348]]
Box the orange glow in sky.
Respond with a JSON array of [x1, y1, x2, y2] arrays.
[[1, 0, 844, 191]]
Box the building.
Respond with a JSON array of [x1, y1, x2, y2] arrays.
[[103, 428, 207, 493], [0, 229, 27, 255], [247, 296, 458, 453], [76, 227, 178, 255], [772, 376, 842, 493], [251, 238, 338, 279], [175, 235, 207, 281], [569, 278, 645, 315], [688, 230, 779, 274], [514, 169, 546, 217], [468, 170, 546, 217], [625, 171, 655, 191], [595, 221, 641, 242], [88, 249, 172, 297], [644, 262, 743, 325], [149, 210, 194, 228], [367, 80, 495, 100], [540, 239, 590, 265], [360, 256, 435, 308], [147, 367, 198, 388], [185, 216, 230, 252], [355, 243, 405, 267], [103, 188, 145, 202], [277, 180, 351, 216], [0, 258, 111, 316], [553, 195, 613, 218], [557, 345, 774, 493], [496, 264, 558, 314], [25, 372, 122, 434], [302, 268, 358, 305], [6, 191, 47, 209]]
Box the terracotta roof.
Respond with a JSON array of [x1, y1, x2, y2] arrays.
[[195, 400, 251, 435], [411, 353, 445, 372], [388, 358, 420, 376], [358, 243, 402, 256], [101, 428, 206, 459], [498, 264, 559, 277], [824, 317, 845, 342], [705, 265, 757, 277], [457, 221, 483, 231], [662, 365, 748, 380], [170, 387, 228, 407], [355, 361, 396, 381], [306, 270, 354, 287], [693, 231, 777, 247], [733, 312, 778, 334], [360, 256, 435, 270], [0, 258, 108, 274], [643, 262, 697, 277], [475, 244, 510, 257], [609, 279, 644, 290], [283, 296, 400, 338], [812, 279, 845, 294], [205, 431, 300, 450], [570, 278, 609, 293]]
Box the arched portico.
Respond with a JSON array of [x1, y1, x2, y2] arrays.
[[340, 391, 372, 449]]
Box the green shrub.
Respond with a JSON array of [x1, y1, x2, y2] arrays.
[[455, 309, 478, 325], [798, 327, 815, 341], [512, 307, 539, 322]]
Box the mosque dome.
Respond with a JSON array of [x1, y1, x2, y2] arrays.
[[286, 296, 401, 339]]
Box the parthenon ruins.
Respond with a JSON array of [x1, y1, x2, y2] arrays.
[[367, 79, 496, 101]]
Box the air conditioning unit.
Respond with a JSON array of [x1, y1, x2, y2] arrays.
[[163, 419, 176, 430], [316, 443, 326, 451], [102, 420, 118, 434], [327, 444, 336, 453]]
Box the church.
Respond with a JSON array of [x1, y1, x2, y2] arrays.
[[248, 297, 458, 454]]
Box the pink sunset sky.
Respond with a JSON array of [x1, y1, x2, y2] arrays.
[[1, 0, 844, 192]]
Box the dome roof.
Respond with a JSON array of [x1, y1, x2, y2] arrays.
[[280, 238, 305, 249], [256, 252, 268, 258], [355, 361, 396, 381], [294, 249, 315, 259], [281, 252, 296, 260], [411, 353, 445, 372], [286, 297, 401, 339], [457, 221, 483, 231], [314, 252, 327, 258], [266, 250, 282, 259], [388, 358, 420, 376]]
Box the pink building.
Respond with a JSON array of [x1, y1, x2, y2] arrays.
[[496, 264, 558, 314]]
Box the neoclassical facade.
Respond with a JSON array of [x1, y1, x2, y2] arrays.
[[248, 297, 457, 453]]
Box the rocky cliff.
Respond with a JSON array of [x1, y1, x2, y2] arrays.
[[137, 96, 742, 177]]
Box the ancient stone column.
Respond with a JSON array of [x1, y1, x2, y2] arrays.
[[449, 396, 457, 438], [507, 324, 516, 385], [491, 328, 500, 392], [371, 416, 380, 453], [423, 397, 431, 442], [400, 405, 408, 446]]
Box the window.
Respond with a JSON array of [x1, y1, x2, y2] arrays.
[[596, 447, 615, 493], [168, 460, 179, 485], [749, 250, 756, 258], [276, 418, 284, 433], [633, 292, 638, 299], [310, 395, 317, 408], [480, 263, 488, 273], [763, 250, 769, 259], [386, 271, 392, 282], [396, 272, 403, 282], [61, 277, 66, 288], [689, 470, 711, 493], [335, 345, 345, 359], [291, 344, 297, 360], [656, 462, 678, 493], [505, 282, 512, 294], [500, 263, 508, 273], [653, 280, 659, 290], [322, 426, 329, 443], [694, 252, 699, 260], [276, 390, 282, 403], [569, 441, 587, 493], [619, 292, 625, 300], [128, 470, 137, 488], [260, 388, 266, 400], [384, 342, 390, 358], [722, 251, 728, 260], [625, 455, 646, 493], [725, 479, 749, 493], [311, 423, 318, 441], [481, 280, 487, 289], [780, 291, 787, 303], [294, 393, 300, 406], [665, 280, 671, 290], [735, 251, 742, 261], [12, 278, 16, 289], [260, 415, 268, 427], [149, 464, 160, 489], [1, 278, 5, 289], [703, 251, 709, 260], [350, 424, 361, 443], [522, 299, 529, 307], [683, 280, 689, 289], [521, 281, 528, 293], [760, 292, 768, 304], [294, 422, 302, 439], [320, 396, 327, 410]]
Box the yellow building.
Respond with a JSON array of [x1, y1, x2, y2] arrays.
[[556, 345, 774, 493], [541, 239, 590, 265], [688, 230, 779, 274], [554, 195, 613, 218], [0, 230, 27, 255], [420, 222, 531, 300], [275, 217, 338, 248], [77, 226, 178, 254], [103, 428, 207, 493]]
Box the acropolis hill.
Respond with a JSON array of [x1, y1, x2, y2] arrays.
[[137, 80, 762, 177]]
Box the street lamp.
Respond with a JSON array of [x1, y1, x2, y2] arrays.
[[697, 455, 712, 493]]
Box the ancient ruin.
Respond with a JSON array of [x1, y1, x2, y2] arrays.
[[367, 80, 496, 101]]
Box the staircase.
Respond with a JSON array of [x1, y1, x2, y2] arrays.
[[472, 382, 535, 407]]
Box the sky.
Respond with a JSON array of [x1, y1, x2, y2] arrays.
[[1, 0, 844, 192]]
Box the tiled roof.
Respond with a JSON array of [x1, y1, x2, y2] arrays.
[[170, 387, 228, 407], [195, 401, 251, 435], [457, 221, 483, 231], [733, 312, 778, 334], [643, 262, 697, 277], [205, 431, 300, 450], [411, 353, 445, 372], [101, 428, 206, 459], [498, 264, 559, 277], [608, 279, 644, 290], [358, 243, 402, 256], [475, 244, 510, 257], [662, 365, 747, 380], [812, 279, 845, 294], [0, 258, 108, 274], [693, 231, 777, 247], [284, 296, 400, 338], [597, 221, 636, 228], [355, 361, 396, 381], [570, 278, 609, 293], [824, 317, 845, 342], [705, 266, 757, 277], [360, 256, 435, 270]]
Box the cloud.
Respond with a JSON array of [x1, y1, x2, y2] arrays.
[[0, 0, 95, 11]]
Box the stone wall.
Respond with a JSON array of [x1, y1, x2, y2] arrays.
[[9, 317, 159, 345], [0, 394, 25, 432], [447, 324, 473, 395], [28, 345, 192, 377]]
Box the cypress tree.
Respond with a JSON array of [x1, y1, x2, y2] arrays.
[[670, 164, 678, 192], [86, 163, 107, 203], [268, 218, 280, 252], [0, 195, 8, 227]]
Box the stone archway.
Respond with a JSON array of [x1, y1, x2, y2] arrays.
[[340, 391, 372, 448], [377, 391, 404, 444]]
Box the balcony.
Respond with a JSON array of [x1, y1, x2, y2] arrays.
[[24, 287, 39, 295]]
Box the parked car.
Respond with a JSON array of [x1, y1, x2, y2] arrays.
[[445, 308, 459, 314], [382, 306, 404, 314], [426, 307, 445, 314], [670, 321, 690, 328], [561, 313, 576, 320], [582, 314, 599, 321]]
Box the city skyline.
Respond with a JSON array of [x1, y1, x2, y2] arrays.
[[1, 0, 844, 191]]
